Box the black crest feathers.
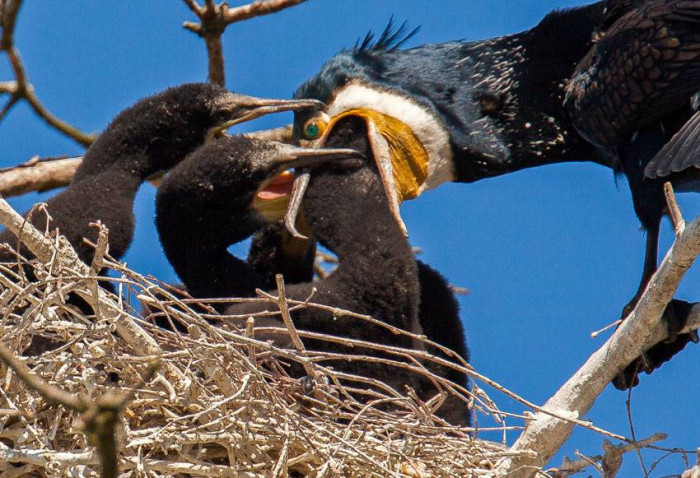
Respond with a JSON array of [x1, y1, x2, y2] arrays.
[[354, 17, 419, 53]]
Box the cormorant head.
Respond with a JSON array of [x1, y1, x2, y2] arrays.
[[80, 83, 324, 180], [158, 134, 363, 236], [292, 22, 452, 235]]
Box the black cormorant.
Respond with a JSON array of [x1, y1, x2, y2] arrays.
[[155, 135, 361, 303], [156, 119, 471, 425], [415, 259, 470, 426], [0, 83, 322, 271], [564, 0, 700, 388], [290, 4, 606, 232], [289, 2, 699, 389]]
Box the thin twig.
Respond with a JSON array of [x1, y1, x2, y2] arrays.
[[274, 274, 316, 380], [0, 341, 85, 411], [182, 0, 309, 86], [665, 182, 685, 237], [626, 389, 649, 477], [0, 0, 96, 145]]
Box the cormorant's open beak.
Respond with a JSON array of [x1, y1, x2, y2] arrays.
[[208, 95, 325, 140], [307, 108, 429, 236], [253, 145, 364, 237]]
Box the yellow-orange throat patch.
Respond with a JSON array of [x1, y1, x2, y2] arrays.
[[325, 108, 429, 202]]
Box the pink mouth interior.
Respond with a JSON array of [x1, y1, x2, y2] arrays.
[[257, 172, 295, 200]]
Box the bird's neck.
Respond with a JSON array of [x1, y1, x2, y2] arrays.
[[163, 237, 261, 302], [73, 131, 164, 183], [453, 2, 605, 180], [156, 165, 266, 302], [306, 170, 418, 295]]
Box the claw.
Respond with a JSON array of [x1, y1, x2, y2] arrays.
[[640, 352, 654, 374], [612, 360, 642, 390], [690, 329, 700, 344], [284, 171, 311, 239]]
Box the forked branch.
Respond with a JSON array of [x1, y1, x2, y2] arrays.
[[495, 187, 700, 478], [182, 0, 309, 86], [0, 0, 96, 146]]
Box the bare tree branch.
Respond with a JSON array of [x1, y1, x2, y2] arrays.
[[182, 0, 309, 86], [549, 433, 667, 477], [223, 0, 307, 23], [0, 0, 96, 146], [495, 207, 700, 477], [0, 156, 82, 197]]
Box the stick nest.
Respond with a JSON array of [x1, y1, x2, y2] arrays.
[[0, 243, 517, 477]]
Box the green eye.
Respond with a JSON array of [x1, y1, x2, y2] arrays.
[[305, 123, 319, 138], [303, 118, 326, 140]]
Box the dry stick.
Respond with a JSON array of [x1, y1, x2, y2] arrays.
[[0, 440, 261, 477], [0, 342, 85, 411], [274, 273, 316, 380], [222, 0, 307, 23], [183, 0, 309, 86], [0, 156, 82, 197], [549, 433, 667, 477], [0, 338, 159, 478], [665, 182, 685, 237], [0, 0, 95, 145], [0, 197, 175, 374], [495, 205, 700, 477]]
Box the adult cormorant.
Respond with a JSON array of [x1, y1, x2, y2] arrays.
[[289, 1, 698, 388], [291, 4, 606, 232], [564, 0, 700, 388], [156, 120, 471, 425], [0, 83, 322, 271]]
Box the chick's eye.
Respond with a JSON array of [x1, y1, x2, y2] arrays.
[[303, 118, 326, 140]]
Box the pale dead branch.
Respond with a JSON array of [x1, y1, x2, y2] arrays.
[[0, 156, 82, 198], [0, 0, 96, 146], [495, 191, 700, 477]]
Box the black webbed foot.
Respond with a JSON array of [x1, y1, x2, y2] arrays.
[[613, 299, 696, 390]]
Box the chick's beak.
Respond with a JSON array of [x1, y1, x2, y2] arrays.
[[274, 144, 364, 239], [209, 95, 325, 140], [253, 145, 364, 238], [270, 143, 364, 171]]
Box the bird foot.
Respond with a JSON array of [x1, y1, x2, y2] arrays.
[[613, 299, 696, 390]]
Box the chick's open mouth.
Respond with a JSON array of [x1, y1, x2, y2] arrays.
[[253, 171, 296, 222], [256, 171, 295, 200]]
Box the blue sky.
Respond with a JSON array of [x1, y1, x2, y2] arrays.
[[2, 1, 698, 475]]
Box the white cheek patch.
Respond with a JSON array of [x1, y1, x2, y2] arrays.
[[328, 82, 454, 193]]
